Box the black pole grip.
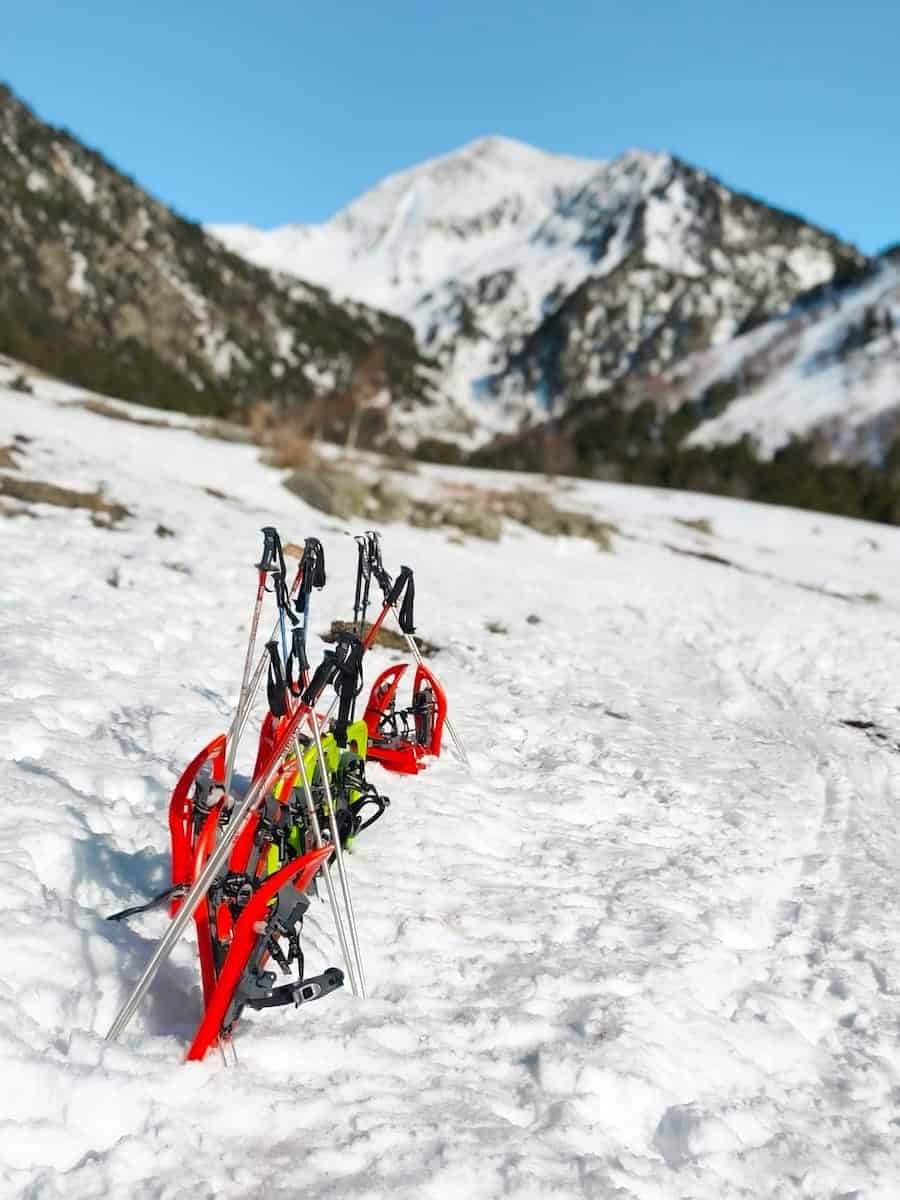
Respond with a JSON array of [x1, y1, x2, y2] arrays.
[[257, 526, 280, 573], [302, 652, 338, 707], [386, 565, 410, 606], [265, 640, 288, 718], [369, 532, 392, 596], [387, 566, 415, 634], [332, 633, 364, 747], [286, 625, 309, 697], [300, 538, 326, 603]]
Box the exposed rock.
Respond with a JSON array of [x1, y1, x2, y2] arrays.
[[283, 466, 370, 520], [0, 474, 130, 525], [499, 488, 616, 549], [321, 619, 439, 657]]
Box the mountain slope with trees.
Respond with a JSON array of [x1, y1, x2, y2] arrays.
[[0, 83, 444, 442]]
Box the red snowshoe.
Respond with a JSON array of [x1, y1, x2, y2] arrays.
[[363, 661, 447, 774]]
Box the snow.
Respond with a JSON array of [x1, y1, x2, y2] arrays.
[[786, 244, 835, 291], [208, 136, 602, 327], [208, 140, 857, 455], [643, 175, 706, 279], [207, 137, 610, 433], [53, 143, 97, 205], [687, 262, 900, 459], [3, 376, 900, 1198], [274, 327, 296, 362], [67, 250, 90, 295]]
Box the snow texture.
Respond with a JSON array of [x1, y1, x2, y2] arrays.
[[2, 371, 900, 1198], [686, 262, 900, 461]]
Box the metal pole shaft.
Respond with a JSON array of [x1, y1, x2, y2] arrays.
[[307, 708, 367, 997], [292, 738, 360, 996], [226, 560, 305, 775], [223, 576, 266, 794], [232, 652, 265, 751]]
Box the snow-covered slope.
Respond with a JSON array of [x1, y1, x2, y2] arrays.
[[683, 259, 900, 461], [210, 138, 862, 446], [3, 372, 900, 1198]]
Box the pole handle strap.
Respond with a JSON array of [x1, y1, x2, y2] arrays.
[[286, 625, 309, 697], [257, 526, 280, 573], [299, 537, 326, 603], [266, 640, 289, 718], [388, 566, 416, 634], [301, 634, 364, 746], [332, 633, 365, 747]]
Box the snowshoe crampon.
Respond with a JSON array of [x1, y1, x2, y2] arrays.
[[363, 662, 446, 774], [186, 844, 339, 1061], [166, 732, 345, 1060]]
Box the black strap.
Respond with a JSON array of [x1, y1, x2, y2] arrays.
[[285, 625, 309, 697], [106, 884, 186, 923], [285, 538, 325, 693], [362, 535, 414, 633], [301, 634, 364, 746], [332, 633, 365, 747], [257, 526, 280, 573], [266, 640, 288, 717], [243, 967, 344, 1011], [299, 537, 326, 604], [353, 534, 373, 634], [354, 794, 390, 834], [388, 566, 416, 633]]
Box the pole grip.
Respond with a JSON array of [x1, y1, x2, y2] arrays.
[[257, 526, 280, 573], [265, 640, 288, 717], [388, 567, 415, 633]]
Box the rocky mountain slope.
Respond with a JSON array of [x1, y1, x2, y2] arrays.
[[0, 84, 443, 441], [6, 80, 895, 520], [211, 137, 866, 448], [473, 255, 900, 524], [683, 255, 900, 462]]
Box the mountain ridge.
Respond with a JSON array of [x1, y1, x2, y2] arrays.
[[0, 82, 444, 440], [210, 137, 866, 450], [4, 80, 898, 523]]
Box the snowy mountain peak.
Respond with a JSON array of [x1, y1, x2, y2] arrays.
[[210, 138, 866, 452], [327, 134, 602, 236], [397, 132, 594, 176]]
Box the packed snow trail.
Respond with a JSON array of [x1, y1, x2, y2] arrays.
[[2, 381, 900, 1198]]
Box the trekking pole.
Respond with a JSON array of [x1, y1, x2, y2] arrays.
[[307, 703, 367, 997], [364, 533, 470, 767], [352, 534, 375, 637], [227, 547, 307, 762], [277, 538, 364, 996], [223, 527, 280, 796], [284, 539, 362, 993], [291, 737, 361, 996], [299, 631, 368, 997]]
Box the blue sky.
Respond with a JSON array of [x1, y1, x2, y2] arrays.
[[5, 1, 898, 252]]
